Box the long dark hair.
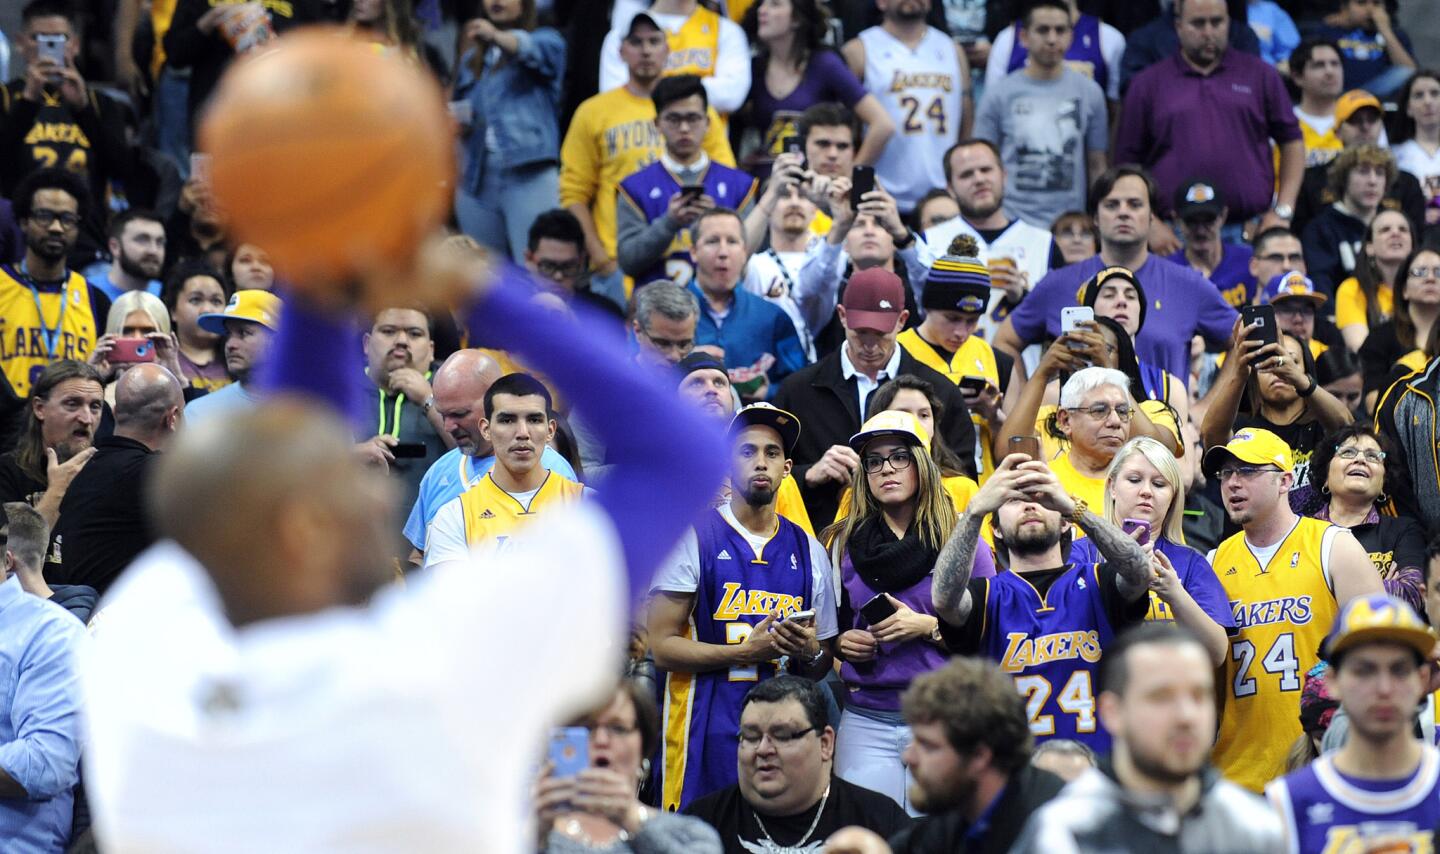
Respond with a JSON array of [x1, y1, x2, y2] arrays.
[[1310, 423, 1408, 510], [16, 361, 104, 483], [1395, 69, 1440, 143], [742, 0, 831, 70], [1355, 210, 1414, 330], [1394, 245, 1440, 351], [1245, 332, 1319, 418]]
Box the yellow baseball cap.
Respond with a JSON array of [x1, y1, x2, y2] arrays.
[[849, 410, 930, 453], [1201, 427, 1293, 479], [199, 289, 282, 334], [1325, 593, 1436, 661], [1335, 89, 1383, 125]]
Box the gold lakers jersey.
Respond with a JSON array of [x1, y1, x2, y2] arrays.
[[1212, 517, 1340, 792], [459, 471, 587, 546], [896, 328, 1000, 477], [0, 266, 97, 399], [664, 7, 722, 81]]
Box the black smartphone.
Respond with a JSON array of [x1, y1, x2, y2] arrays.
[[1008, 435, 1041, 462], [1240, 304, 1279, 348], [779, 130, 801, 155], [850, 165, 875, 208], [679, 184, 704, 204], [392, 442, 428, 459], [860, 593, 898, 626], [958, 375, 988, 396]]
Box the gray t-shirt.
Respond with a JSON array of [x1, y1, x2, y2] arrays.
[[973, 67, 1108, 230]]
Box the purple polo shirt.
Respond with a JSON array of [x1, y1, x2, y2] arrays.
[[1006, 254, 1239, 385], [1115, 49, 1301, 222]]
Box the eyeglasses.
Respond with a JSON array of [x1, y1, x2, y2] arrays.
[[1336, 446, 1386, 464], [1273, 302, 1316, 317], [1217, 465, 1282, 481], [1067, 403, 1133, 422], [590, 722, 640, 739], [737, 727, 816, 748], [1258, 252, 1306, 266], [536, 259, 584, 279], [28, 209, 80, 229], [660, 112, 706, 128], [1409, 266, 1440, 279], [863, 449, 913, 474]]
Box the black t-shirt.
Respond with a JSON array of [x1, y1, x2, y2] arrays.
[[0, 450, 62, 570], [937, 563, 1149, 654], [683, 776, 912, 854]]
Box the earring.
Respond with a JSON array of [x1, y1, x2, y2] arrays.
[[1320, 484, 1330, 495], [638, 758, 651, 784], [1377, 492, 1389, 505]]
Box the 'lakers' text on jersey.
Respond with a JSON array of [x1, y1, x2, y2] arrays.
[[0, 265, 98, 400], [1267, 748, 1440, 854], [617, 161, 757, 287], [1212, 517, 1342, 792]]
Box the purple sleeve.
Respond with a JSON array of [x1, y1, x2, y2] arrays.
[[815, 49, 867, 108], [1169, 542, 1237, 630], [972, 538, 997, 579], [1261, 62, 1302, 144], [1007, 269, 1065, 343]]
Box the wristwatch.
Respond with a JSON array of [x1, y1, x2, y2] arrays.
[[893, 229, 916, 250], [1066, 497, 1089, 524], [1272, 203, 1294, 221], [421, 395, 435, 413], [1297, 376, 1318, 398]]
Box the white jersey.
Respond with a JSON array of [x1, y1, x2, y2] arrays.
[[742, 245, 816, 361], [1395, 139, 1440, 201], [858, 25, 964, 212], [921, 215, 1054, 344]]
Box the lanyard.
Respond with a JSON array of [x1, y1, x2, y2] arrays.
[[21, 262, 70, 362], [374, 369, 433, 438]]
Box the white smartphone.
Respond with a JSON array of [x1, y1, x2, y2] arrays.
[[1060, 306, 1095, 349], [784, 609, 817, 624]]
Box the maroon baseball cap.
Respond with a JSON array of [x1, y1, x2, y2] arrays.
[[842, 268, 905, 332]]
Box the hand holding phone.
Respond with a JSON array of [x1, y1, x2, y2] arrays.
[[1008, 435, 1041, 462], [678, 185, 705, 205], [958, 375, 989, 397], [1240, 304, 1279, 347], [784, 609, 817, 625], [548, 727, 589, 779], [859, 594, 897, 626], [1121, 518, 1152, 547], [108, 338, 155, 364], [850, 165, 875, 209], [35, 33, 68, 69], [1060, 306, 1095, 350]]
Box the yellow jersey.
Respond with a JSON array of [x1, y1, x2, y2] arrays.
[[665, 7, 723, 82], [1211, 517, 1341, 792], [458, 470, 587, 546], [897, 329, 1001, 479], [0, 266, 98, 399], [1334, 276, 1393, 330], [558, 86, 735, 260]]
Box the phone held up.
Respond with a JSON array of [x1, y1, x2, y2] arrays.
[[1060, 306, 1094, 350], [548, 727, 589, 779], [1240, 304, 1279, 348], [1007, 435, 1041, 463], [1121, 518, 1151, 547], [850, 165, 875, 209]]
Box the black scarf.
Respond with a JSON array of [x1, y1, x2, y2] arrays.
[[848, 515, 938, 593]]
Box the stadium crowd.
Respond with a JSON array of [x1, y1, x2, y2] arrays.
[[4, 0, 1440, 850]]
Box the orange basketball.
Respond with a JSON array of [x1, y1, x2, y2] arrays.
[[199, 29, 455, 300]]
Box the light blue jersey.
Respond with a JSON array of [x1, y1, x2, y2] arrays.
[[403, 446, 577, 550]]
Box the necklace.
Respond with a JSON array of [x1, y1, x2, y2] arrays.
[[753, 785, 830, 850]]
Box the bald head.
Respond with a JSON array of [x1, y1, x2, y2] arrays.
[[431, 349, 503, 456], [149, 399, 397, 626], [114, 363, 185, 445]]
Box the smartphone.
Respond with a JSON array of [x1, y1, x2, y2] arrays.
[[391, 442, 428, 459], [109, 338, 155, 364], [35, 33, 67, 68], [859, 594, 898, 626], [958, 375, 989, 396], [1121, 518, 1152, 546], [779, 130, 801, 155], [1008, 435, 1041, 462], [678, 184, 704, 204], [850, 164, 875, 208], [783, 609, 817, 625], [1240, 304, 1279, 348], [548, 727, 589, 779]]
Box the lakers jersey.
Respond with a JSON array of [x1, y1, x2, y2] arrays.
[[921, 216, 1055, 342], [858, 25, 963, 211], [897, 328, 1001, 477], [0, 265, 98, 399], [1212, 518, 1342, 792], [617, 160, 757, 287], [1267, 748, 1440, 854], [663, 6, 722, 82], [458, 470, 586, 547]]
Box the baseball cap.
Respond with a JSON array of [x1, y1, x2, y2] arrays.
[[677, 351, 727, 381], [198, 289, 282, 335], [1173, 179, 1225, 221], [1335, 89, 1383, 125], [842, 268, 905, 332], [848, 409, 930, 453], [1323, 593, 1436, 662], [729, 402, 801, 457], [623, 11, 662, 39], [1202, 427, 1294, 479], [1260, 270, 1328, 307], [923, 235, 990, 314]]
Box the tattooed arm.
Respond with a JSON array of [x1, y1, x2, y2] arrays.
[[1073, 511, 1151, 603]]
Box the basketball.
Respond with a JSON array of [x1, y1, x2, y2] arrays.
[[199, 29, 455, 302]]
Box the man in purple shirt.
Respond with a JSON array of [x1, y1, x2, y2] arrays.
[[1115, 0, 1304, 245], [1165, 178, 1256, 308], [993, 167, 1238, 385]]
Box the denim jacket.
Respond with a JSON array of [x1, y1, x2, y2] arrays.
[[454, 27, 566, 191]]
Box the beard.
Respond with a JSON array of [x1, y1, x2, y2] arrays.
[[119, 249, 161, 280], [959, 196, 1003, 222], [909, 771, 972, 814], [1007, 519, 1062, 557], [736, 481, 778, 508], [1127, 738, 1203, 786], [889, 0, 928, 22]]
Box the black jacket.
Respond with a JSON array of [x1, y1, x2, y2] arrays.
[[52, 434, 158, 595], [774, 348, 978, 526], [889, 765, 1065, 854]]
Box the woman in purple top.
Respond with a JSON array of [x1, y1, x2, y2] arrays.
[[824, 409, 956, 815], [740, 0, 893, 176], [1068, 437, 1232, 667]]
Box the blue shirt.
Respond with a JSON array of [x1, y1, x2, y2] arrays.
[[1247, 1, 1300, 67], [1167, 243, 1257, 308], [86, 272, 162, 303], [403, 445, 577, 550], [0, 576, 86, 853], [690, 284, 806, 398], [183, 381, 259, 426], [1305, 22, 1414, 90]]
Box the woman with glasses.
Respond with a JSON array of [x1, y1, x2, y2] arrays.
[[824, 411, 957, 814], [1359, 246, 1440, 410], [1304, 425, 1427, 613], [1051, 211, 1098, 266], [535, 681, 722, 852], [1333, 209, 1414, 353], [1069, 437, 1232, 666]]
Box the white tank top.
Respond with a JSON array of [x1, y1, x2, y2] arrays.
[[858, 25, 963, 213]]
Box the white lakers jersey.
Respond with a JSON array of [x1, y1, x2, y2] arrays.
[[922, 215, 1054, 343]]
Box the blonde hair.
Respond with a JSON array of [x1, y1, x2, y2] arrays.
[[1102, 436, 1186, 545], [823, 439, 958, 564], [106, 291, 172, 337]]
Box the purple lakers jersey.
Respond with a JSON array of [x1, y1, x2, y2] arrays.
[[1267, 748, 1440, 854], [617, 160, 758, 288], [660, 509, 819, 812], [1007, 13, 1108, 94]]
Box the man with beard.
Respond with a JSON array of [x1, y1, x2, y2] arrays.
[[1268, 594, 1440, 852], [921, 140, 1062, 343], [88, 210, 165, 301], [1012, 623, 1286, 851], [649, 403, 838, 811], [182, 290, 281, 425], [1202, 428, 1380, 792], [930, 451, 1151, 754], [0, 360, 102, 579], [0, 168, 107, 449], [422, 374, 589, 565]]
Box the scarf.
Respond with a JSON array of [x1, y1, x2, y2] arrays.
[[848, 515, 938, 594]]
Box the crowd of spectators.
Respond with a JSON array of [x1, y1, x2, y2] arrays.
[[4, 0, 1440, 851]]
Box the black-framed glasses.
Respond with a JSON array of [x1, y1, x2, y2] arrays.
[[863, 449, 913, 474], [1217, 465, 1282, 481], [1067, 403, 1133, 422], [590, 722, 640, 739], [1336, 446, 1386, 464], [660, 112, 706, 128], [737, 727, 816, 748], [28, 209, 80, 229], [536, 258, 584, 279]]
